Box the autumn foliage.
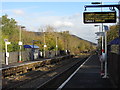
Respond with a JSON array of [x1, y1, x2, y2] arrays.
[[0, 15, 96, 54]]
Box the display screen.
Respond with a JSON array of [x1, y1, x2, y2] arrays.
[[84, 12, 116, 23]]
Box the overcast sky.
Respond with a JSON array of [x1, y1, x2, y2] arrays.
[[1, 0, 119, 43]]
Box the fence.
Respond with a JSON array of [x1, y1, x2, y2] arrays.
[[1, 51, 30, 64], [107, 45, 120, 88], [0, 50, 67, 65]]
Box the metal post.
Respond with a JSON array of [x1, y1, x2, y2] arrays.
[[18, 26, 25, 62], [94, 25, 104, 75], [5, 42, 8, 65], [32, 40, 34, 60], [100, 33, 104, 76], [100, 2, 105, 75], [103, 31, 109, 78], [44, 32, 46, 58], [19, 45, 22, 62], [101, 24, 105, 76], [19, 26, 22, 62], [101, 24, 104, 53], [56, 37, 58, 56], [99, 25, 100, 32]]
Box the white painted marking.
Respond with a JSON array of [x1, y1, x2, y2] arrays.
[[57, 56, 92, 90]]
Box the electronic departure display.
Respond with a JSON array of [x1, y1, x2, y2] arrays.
[[84, 12, 116, 23]]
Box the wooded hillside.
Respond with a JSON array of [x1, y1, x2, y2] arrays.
[[0, 15, 96, 54]]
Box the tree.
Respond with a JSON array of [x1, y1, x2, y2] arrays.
[[1, 15, 19, 52], [45, 25, 55, 32], [1, 15, 96, 53], [2, 15, 18, 36], [107, 24, 119, 43]]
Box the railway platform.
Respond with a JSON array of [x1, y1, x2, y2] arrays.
[[59, 55, 115, 88], [1, 55, 73, 78], [1, 58, 46, 70], [0, 55, 68, 70]]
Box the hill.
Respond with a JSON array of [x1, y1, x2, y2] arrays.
[[71, 35, 97, 46], [0, 15, 96, 54]]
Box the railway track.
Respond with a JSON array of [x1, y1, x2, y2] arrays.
[[2, 55, 89, 90], [36, 56, 88, 89]]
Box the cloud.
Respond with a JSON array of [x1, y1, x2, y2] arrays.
[[5, 10, 96, 43], [54, 21, 74, 28], [19, 12, 96, 42], [2, 9, 25, 16], [12, 9, 24, 15], [2, 0, 118, 2]]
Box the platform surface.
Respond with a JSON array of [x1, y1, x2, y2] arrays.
[[62, 55, 114, 88], [0, 55, 67, 70]]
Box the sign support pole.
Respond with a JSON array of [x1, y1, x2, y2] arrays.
[[5, 42, 8, 65], [102, 30, 108, 78], [5, 41, 11, 65]]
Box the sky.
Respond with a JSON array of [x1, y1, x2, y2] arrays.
[[1, 0, 120, 43]]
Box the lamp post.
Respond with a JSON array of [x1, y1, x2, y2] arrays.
[[18, 26, 25, 63], [56, 37, 58, 56], [43, 32, 47, 58]]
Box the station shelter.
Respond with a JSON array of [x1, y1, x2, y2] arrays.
[[24, 45, 40, 60]]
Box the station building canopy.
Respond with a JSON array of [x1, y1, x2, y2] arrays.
[[24, 45, 39, 49], [109, 38, 120, 45]]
